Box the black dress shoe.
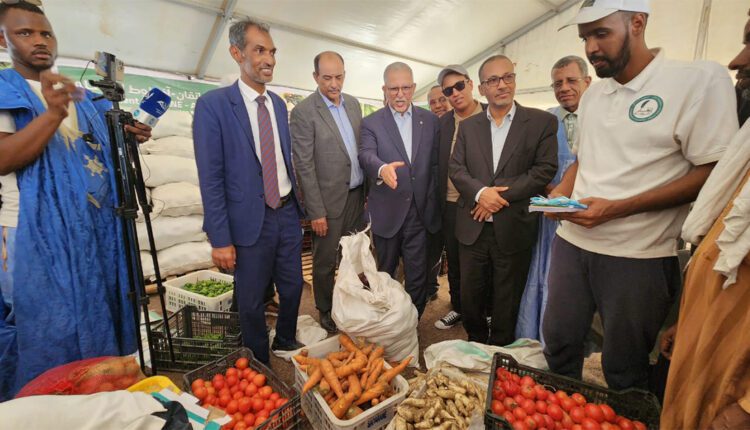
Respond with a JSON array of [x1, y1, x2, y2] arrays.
[[320, 311, 338, 334]]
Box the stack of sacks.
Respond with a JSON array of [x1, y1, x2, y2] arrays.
[[137, 110, 213, 280]]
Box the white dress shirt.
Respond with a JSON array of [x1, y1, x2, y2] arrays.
[[475, 103, 517, 222], [237, 79, 292, 198]]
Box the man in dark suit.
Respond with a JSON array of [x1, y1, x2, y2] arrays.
[[432, 64, 488, 330], [358, 62, 440, 317], [291, 51, 364, 333], [193, 19, 304, 364], [449, 55, 558, 345]]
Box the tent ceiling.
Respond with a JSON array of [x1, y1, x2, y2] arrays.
[[31, 0, 748, 106]]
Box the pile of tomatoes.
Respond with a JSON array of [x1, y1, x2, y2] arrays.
[[189, 357, 290, 430], [490, 368, 648, 430]]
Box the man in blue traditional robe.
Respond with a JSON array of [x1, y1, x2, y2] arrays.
[[0, 1, 151, 400]]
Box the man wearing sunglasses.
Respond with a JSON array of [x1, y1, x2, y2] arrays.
[[432, 64, 486, 330], [449, 55, 558, 346], [516, 56, 589, 341], [427, 85, 451, 117], [359, 62, 441, 317], [0, 0, 150, 399]]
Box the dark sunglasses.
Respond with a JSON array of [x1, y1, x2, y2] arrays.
[[442, 80, 468, 97]]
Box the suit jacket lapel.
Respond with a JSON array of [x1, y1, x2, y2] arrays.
[[494, 102, 528, 177], [476, 113, 495, 176], [228, 82, 259, 163], [410, 107, 423, 163], [314, 94, 349, 156], [343, 94, 361, 143], [383, 108, 411, 165]]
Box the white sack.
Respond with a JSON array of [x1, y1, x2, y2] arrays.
[[150, 182, 203, 217], [423, 339, 548, 372], [141, 154, 198, 187], [136, 215, 206, 251], [141, 241, 213, 280], [331, 228, 419, 365], [150, 110, 193, 139], [141, 136, 195, 159]]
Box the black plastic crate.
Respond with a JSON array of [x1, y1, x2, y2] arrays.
[[184, 348, 302, 430], [151, 305, 242, 372], [485, 352, 661, 430]]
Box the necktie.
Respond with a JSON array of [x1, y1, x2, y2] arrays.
[[256, 95, 281, 208], [563, 112, 577, 151]]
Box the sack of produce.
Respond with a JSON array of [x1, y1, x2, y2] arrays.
[[331, 228, 419, 366], [16, 356, 145, 397]]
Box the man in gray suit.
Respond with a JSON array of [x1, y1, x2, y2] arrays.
[[449, 54, 558, 345], [291, 51, 364, 333]]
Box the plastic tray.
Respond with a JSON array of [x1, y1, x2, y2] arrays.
[[164, 270, 234, 312], [151, 305, 242, 372], [292, 336, 409, 430], [484, 352, 662, 430], [184, 348, 302, 430]]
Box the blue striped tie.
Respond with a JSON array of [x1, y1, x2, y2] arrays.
[[256, 95, 281, 208]]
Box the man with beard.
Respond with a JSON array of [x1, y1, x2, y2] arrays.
[[0, 0, 150, 399], [543, 0, 738, 390], [193, 18, 304, 363]]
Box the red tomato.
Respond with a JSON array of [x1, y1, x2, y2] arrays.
[[521, 385, 536, 400], [548, 394, 561, 406], [238, 397, 252, 414], [514, 407, 528, 420], [226, 375, 239, 387], [252, 374, 267, 388], [504, 380, 521, 397], [570, 406, 586, 423], [525, 416, 539, 430], [254, 415, 267, 426], [247, 370, 258, 380], [584, 404, 605, 423], [600, 423, 616, 430], [234, 392, 244, 400], [555, 390, 569, 400], [234, 422, 247, 430], [581, 418, 602, 430], [548, 404, 564, 421], [572, 425, 583, 430], [269, 392, 280, 402], [492, 399, 506, 415], [223, 419, 236, 430], [191, 379, 205, 392], [204, 394, 217, 406], [520, 399, 534, 414], [535, 400, 547, 414], [561, 397, 577, 412], [513, 421, 529, 430], [571, 393, 587, 406], [239, 379, 249, 390], [504, 397, 518, 410], [632, 421, 646, 430], [512, 374, 521, 383], [206, 386, 216, 396], [275, 398, 287, 408], [264, 399, 275, 411], [212, 376, 226, 391], [252, 398, 264, 413], [193, 386, 207, 400], [534, 385, 549, 400], [226, 367, 239, 377], [521, 375, 536, 387], [235, 357, 249, 370], [219, 388, 231, 398], [616, 417, 634, 430], [494, 383, 506, 401], [532, 413, 545, 428], [226, 400, 239, 414], [258, 385, 273, 399], [244, 384, 257, 397], [504, 411, 517, 424], [241, 368, 252, 380], [515, 394, 526, 405], [243, 413, 255, 426], [219, 394, 232, 408], [562, 413, 575, 430], [257, 409, 270, 420], [599, 405, 616, 423], [543, 414, 556, 429]]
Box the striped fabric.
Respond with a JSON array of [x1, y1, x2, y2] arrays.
[[256, 95, 281, 208]]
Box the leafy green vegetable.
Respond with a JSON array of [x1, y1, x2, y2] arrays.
[[182, 279, 233, 298]]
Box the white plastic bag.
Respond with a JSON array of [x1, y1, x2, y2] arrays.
[[423, 338, 548, 372], [331, 228, 419, 365], [140, 154, 198, 187], [150, 110, 193, 139], [141, 136, 195, 159], [136, 215, 206, 251], [150, 182, 203, 217]]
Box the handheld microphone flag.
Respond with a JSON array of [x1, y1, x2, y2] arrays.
[[133, 88, 171, 127]]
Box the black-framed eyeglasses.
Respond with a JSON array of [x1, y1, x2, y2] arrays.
[[551, 77, 586, 90], [386, 84, 415, 96], [481, 73, 516, 87], [442, 79, 468, 97]]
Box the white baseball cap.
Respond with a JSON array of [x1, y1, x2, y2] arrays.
[[560, 0, 650, 30]]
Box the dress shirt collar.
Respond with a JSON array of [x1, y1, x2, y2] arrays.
[[486, 101, 517, 126], [238, 78, 268, 102], [319, 89, 345, 108], [389, 104, 413, 118]]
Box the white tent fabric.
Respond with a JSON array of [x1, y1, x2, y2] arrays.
[[9, 0, 748, 109]]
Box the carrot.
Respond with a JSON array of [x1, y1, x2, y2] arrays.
[[326, 351, 349, 361], [355, 381, 388, 406], [299, 364, 308, 372], [302, 366, 323, 393], [365, 359, 384, 389], [320, 359, 344, 398], [361, 344, 374, 356], [331, 392, 356, 419], [371, 397, 380, 406], [347, 373, 362, 398], [342, 351, 355, 367], [377, 356, 412, 384], [346, 406, 364, 419], [335, 352, 367, 378], [339, 334, 360, 353], [359, 368, 368, 387], [330, 358, 344, 367], [368, 346, 385, 366], [293, 355, 320, 366], [319, 377, 330, 395], [324, 390, 336, 405]]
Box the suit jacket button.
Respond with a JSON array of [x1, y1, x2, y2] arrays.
[[345, 181, 350, 185], [411, 176, 415, 180], [346, 162, 351, 167]]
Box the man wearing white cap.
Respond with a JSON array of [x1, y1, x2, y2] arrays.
[[542, 0, 739, 389]]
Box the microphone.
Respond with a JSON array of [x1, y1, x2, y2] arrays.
[[132, 88, 171, 127]]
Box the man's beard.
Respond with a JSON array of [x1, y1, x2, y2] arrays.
[[589, 33, 631, 78]]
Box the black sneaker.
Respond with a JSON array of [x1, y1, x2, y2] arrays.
[[434, 311, 461, 329], [271, 338, 304, 358], [320, 311, 337, 334]]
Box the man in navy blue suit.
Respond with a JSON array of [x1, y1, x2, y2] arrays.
[[358, 62, 441, 317], [193, 18, 303, 364]]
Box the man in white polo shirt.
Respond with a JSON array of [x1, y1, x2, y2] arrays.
[[542, 0, 739, 390]]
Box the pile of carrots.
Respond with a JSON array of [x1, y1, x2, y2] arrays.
[[293, 334, 412, 421]]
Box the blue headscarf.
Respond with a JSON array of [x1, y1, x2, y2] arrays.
[[0, 69, 137, 395]]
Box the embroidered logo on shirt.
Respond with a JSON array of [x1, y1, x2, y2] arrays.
[[629, 95, 663, 122]]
